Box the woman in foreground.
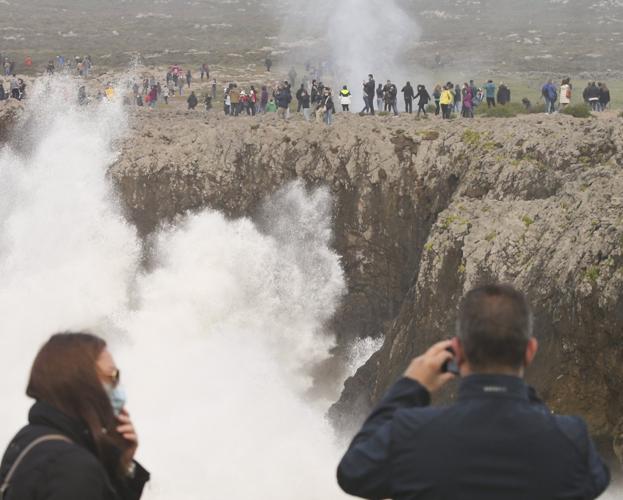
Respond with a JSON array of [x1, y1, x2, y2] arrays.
[[0, 332, 149, 500]]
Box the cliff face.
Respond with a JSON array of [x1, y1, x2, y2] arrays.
[[0, 100, 23, 143], [112, 110, 623, 457]]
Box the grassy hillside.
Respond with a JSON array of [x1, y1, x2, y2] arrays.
[[1, 0, 621, 97]]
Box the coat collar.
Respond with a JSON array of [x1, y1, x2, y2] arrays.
[[458, 374, 530, 401], [28, 400, 95, 451]]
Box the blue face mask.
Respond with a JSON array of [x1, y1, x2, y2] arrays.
[[105, 384, 126, 416]]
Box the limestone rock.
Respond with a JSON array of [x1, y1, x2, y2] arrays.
[[110, 110, 623, 460]]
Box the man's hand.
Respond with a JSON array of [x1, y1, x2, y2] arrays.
[[404, 340, 456, 393], [117, 408, 138, 469]]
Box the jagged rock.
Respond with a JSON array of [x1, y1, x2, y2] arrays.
[[110, 110, 623, 461], [0, 99, 24, 143]]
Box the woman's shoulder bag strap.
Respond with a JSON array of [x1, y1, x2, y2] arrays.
[[0, 434, 73, 499]]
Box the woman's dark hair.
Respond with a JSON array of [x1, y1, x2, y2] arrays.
[[27, 332, 128, 476]]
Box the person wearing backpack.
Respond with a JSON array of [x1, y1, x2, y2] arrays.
[[559, 78, 572, 110], [0, 333, 149, 500]]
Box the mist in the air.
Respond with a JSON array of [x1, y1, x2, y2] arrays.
[[0, 76, 382, 499]]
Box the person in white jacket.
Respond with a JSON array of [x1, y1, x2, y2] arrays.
[[339, 85, 352, 112], [559, 78, 572, 109]]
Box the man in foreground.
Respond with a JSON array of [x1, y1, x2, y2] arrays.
[[337, 284, 610, 499]]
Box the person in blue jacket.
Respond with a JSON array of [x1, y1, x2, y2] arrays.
[[542, 79, 558, 114], [337, 284, 610, 500], [484, 79, 496, 107]]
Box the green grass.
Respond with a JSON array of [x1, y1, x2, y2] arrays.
[[522, 215, 535, 228], [560, 103, 592, 118], [417, 130, 439, 140], [584, 266, 600, 283], [423, 72, 623, 111], [475, 101, 547, 118], [476, 102, 522, 118], [462, 129, 482, 146]]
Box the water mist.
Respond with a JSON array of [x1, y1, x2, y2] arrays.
[[0, 77, 369, 499], [279, 0, 420, 108]]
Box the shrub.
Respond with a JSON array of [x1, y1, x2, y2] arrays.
[[475, 102, 526, 118], [527, 103, 546, 114], [475, 101, 548, 117], [426, 104, 437, 114], [522, 215, 534, 228], [619, 111, 623, 119], [462, 129, 481, 145], [560, 103, 592, 118], [584, 266, 600, 283], [420, 130, 439, 140]]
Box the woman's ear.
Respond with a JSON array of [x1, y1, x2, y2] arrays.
[[524, 337, 539, 367]]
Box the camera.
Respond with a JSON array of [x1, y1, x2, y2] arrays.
[[442, 347, 460, 376]]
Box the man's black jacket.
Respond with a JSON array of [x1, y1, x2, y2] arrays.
[[0, 401, 150, 500], [337, 374, 610, 500]]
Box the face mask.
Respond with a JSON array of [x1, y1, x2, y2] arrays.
[[105, 384, 127, 416]]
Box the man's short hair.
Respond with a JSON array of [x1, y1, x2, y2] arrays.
[[457, 284, 533, 370]]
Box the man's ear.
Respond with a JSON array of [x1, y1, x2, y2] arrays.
[[524, 337, 538, 367], [451, 337, 465, 366]]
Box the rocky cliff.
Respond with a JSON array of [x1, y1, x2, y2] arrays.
[[110, 110, 623, 459], [0, 101, 614, 461], [110, 110, 623, 462]]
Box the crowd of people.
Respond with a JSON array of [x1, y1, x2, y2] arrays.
[[0, 74, 27, 101], [117, 65, 342, 125], [581, 81, 611, 112], [46, 55, 93, 78], [220, 80, 339, 124], [360, 75, 515, 119], [0, 51, 616, 125]]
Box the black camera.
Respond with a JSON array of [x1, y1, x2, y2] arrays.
[[442, 347, 460, 376]]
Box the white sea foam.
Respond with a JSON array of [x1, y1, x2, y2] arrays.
[[0, 76, 355, 499]]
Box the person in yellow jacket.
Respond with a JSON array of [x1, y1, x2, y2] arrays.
[[440, 84, 454, 119], [104, 83, 115, 101], [339, 85, 352, 112]]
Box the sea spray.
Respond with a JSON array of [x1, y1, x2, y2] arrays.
[[118, 186, 348, 498], [0, 76, 356, 499], [279, 0, 420, 108], [0, 76, 140, 436]]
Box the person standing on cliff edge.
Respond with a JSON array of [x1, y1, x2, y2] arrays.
[[363, 74, 375, 116], [337, 284, 610, 500]]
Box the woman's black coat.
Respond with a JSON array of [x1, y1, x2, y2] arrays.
[[0, 401, 150, 500]]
